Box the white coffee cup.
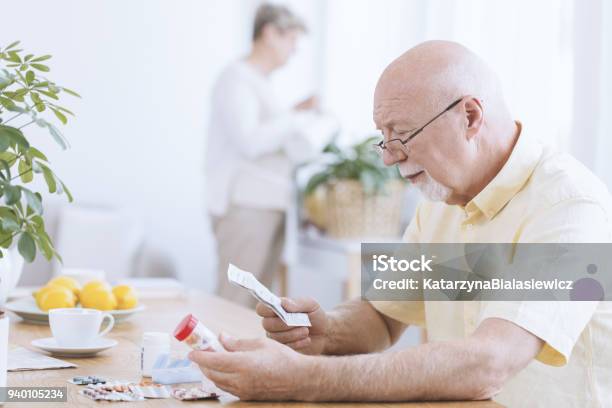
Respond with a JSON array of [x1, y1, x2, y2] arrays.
[[49, 308, 114, 347]]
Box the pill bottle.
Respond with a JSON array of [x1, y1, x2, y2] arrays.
[[173, 314, 223, 351], [141, 332, 170, 377]]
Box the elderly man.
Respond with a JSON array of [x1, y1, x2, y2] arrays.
[[191, 41, 612, 406]]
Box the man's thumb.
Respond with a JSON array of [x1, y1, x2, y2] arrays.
[[219, 333, 263, 352], [281, 297, 319, 313]]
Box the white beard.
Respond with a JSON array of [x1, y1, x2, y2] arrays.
[[400, 164, 453, 202], [416, 171, 453, 202]]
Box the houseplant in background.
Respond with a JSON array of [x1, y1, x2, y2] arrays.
[[303, 136, 406, 239], [0, 40, 77, 388]]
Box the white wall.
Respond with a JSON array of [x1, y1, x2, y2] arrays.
[[4, 0, 256, 291], [319, 0, 574, 147], [5, 0, 601, 294]]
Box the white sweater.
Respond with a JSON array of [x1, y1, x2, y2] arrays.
[[205, 60, 336, 216]]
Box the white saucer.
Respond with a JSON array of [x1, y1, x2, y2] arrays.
[[31, 337, 118, 357]]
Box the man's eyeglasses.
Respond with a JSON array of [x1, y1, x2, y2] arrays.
[[373, 97, 463, 158]]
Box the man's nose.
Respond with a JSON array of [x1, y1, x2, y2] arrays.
[[382, 149, 402, 166]]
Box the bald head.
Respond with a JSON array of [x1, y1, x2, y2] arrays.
[[373, 41, 519, 206], [375, 40, 509, 122]]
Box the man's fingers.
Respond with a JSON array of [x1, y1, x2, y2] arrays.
[[262, 316, 291, 332], [201, 368, 236, 392], [188, 350, 242, 372], [258, 298, 320, 317], [255, 302, 277, 318], [267, 327, 309, 344], [281, 297, 320, 314], [220, 333, 265, 352], [286, 337, 312, 350]]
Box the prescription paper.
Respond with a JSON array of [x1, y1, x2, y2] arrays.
[[227, 264, 311, 327]]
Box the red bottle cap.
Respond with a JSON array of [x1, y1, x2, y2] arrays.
[[174, 313, 199, 341]]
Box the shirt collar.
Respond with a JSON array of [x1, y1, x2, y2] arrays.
[[464, 122, 543, 221]]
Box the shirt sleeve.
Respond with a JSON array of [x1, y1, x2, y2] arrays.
[[213, 76, 301, 160], [478, 198, 611, 366], [370, 204, 427, 327]]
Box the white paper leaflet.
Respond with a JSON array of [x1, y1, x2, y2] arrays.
[[227, 264, 311, 327]]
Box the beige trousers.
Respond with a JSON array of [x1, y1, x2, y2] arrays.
[[212, 205, 285, 308]]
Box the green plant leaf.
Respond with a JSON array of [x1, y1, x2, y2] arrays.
[[0, 159, 12, 180], [52, 105, 74, 116], [0, 206, 18, 217], [7, 51, 21, 63], [30, 63, 49, 72], [34, 232, 54, 260], [30, 91, 41, 103], [0, 70, 14, 89], [14, 87, 29, 97], [1, 217, 20, 232], [24, 70, 35, 85], [51, 108, 67, 124], [59, 180, 73, 202], [304, 135, 404, 197], [23, 189, 42, 213], [28, 216, 54, 260], [304, 170, 331, 196], [46, 123, 69, 149], [3, 184, 21, 205], [30, 55, 51, 62], [18, 159, 33, 183], [0, 96, 17, 111], [34, 117, 50, 128], [28, 146, 48, 162], [0, 152, 17, 162], [37, 89, 59, 100], [0, 134, 10, 152], [323, 141, 342, 154], [4, 41, 21, 51], [61, 87, 81, 98], [11, 94, 24, 103], [17, 231, 36, 262], [39, 164, 57, 193], [0, 125, 29, 149], [0, 232, 13, 249]]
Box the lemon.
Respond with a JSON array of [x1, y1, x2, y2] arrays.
[[82, 280, 111, 293], [112, 285, 138, 310], [48, 276, 82, 298], [38, 286, 76, 311], [80, 288, 117, 310], [34, 284, 72, 308]]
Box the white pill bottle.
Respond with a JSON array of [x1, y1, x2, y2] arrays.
[[173, 314, 224, 351], [140, 332, 170, 377]]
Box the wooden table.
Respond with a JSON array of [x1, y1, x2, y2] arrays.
[[7, 291, 500, 407]]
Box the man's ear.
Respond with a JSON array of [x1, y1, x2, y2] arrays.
[[463, 96, 484, 140]]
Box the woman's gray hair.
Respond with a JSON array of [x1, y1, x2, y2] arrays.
[[252, 3, 307, 40]]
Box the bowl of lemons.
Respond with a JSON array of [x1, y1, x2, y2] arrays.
[[5, 276, 145, 325]]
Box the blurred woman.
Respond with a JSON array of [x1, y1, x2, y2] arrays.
[[206, 4, 321, 307]]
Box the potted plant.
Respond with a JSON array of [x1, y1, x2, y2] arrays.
[[302, 136, 406, 239], [0, 40, 77, 388]]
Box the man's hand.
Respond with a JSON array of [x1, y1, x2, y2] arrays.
[[256, 297, 328, 355], [188, 333, 310, 401]]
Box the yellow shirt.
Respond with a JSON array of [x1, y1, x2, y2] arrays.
[[372, 125, 612, 407]]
